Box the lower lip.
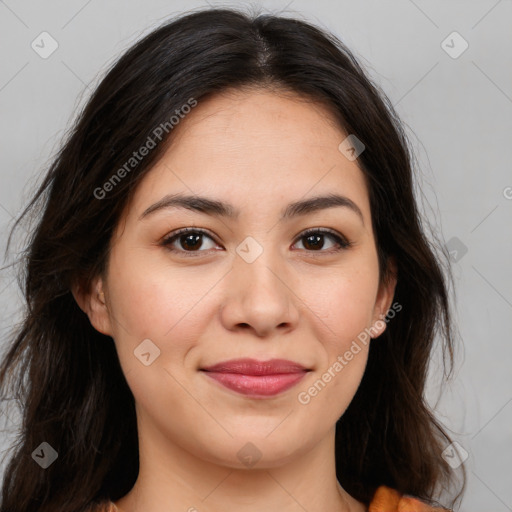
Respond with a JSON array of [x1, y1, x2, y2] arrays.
[[202, 371, 307, 397]]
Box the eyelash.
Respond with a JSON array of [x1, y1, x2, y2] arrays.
[[161, 227, 353, 257]]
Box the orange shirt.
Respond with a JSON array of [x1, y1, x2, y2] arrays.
[[369, 486, 451, 511], [90, 485, 450, 511]]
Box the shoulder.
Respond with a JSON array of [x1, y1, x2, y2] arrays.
[[369, 486, 452, 512], [84, 500, 118, 512], [88, 489, 450, 512]]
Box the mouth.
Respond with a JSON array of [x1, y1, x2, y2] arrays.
[[200, 358, 311, 398]]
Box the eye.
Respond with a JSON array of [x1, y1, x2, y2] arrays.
[[161, 228, 219, 256], [292, 228, 352, 254], [161, 227, 352, 257]]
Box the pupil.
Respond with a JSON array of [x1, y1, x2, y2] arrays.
[[305, 234, 323, 250], [182, 233, 201, 250]]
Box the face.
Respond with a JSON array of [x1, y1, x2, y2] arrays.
[[79, 87, 396, 469]]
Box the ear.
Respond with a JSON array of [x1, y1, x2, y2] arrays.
[[369, 256, 398, 339], [71, 276, 113, 336]]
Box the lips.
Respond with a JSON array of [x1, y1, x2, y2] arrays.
[[200, 358, 310, 398], [201, 358, 309, 374]]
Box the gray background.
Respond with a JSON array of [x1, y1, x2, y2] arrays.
[[0, 1, 511, 510]]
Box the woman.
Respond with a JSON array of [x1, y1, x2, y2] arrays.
[[0, 7, 465, 512]]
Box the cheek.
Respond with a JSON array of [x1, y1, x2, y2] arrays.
[[302, 265, 379, 347], [295, 347, 369, 440], [294, 273, 375, 427], [105, 249, 215, 372], [293, 265, 377, 411], [105, 259, 213, 425]]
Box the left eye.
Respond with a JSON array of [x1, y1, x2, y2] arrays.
[[294, 228, 351, 252], [161, 228, 351, 256]]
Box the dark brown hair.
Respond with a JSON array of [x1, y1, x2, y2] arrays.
[[0, 6, 465, 511]]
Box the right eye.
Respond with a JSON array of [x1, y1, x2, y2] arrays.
[[161, 228, 221, 256]]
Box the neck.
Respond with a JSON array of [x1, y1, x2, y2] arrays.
[[113, 414, 365, 512]]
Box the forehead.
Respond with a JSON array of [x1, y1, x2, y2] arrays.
[[125, 88, 371, 224], [171, 87, 345, 152]]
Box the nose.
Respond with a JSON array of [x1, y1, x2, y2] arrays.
[[219, 245, 301, 338]]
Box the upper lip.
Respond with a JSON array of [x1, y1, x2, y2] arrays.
[[200, 358, 310, 375]]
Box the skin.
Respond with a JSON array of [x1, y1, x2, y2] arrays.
[[74, 87, 396, 512]]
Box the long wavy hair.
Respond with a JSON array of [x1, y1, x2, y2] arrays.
[[0, 6, 465, 511]]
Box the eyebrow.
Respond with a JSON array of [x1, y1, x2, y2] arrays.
[[139, 192, 364, 225]]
